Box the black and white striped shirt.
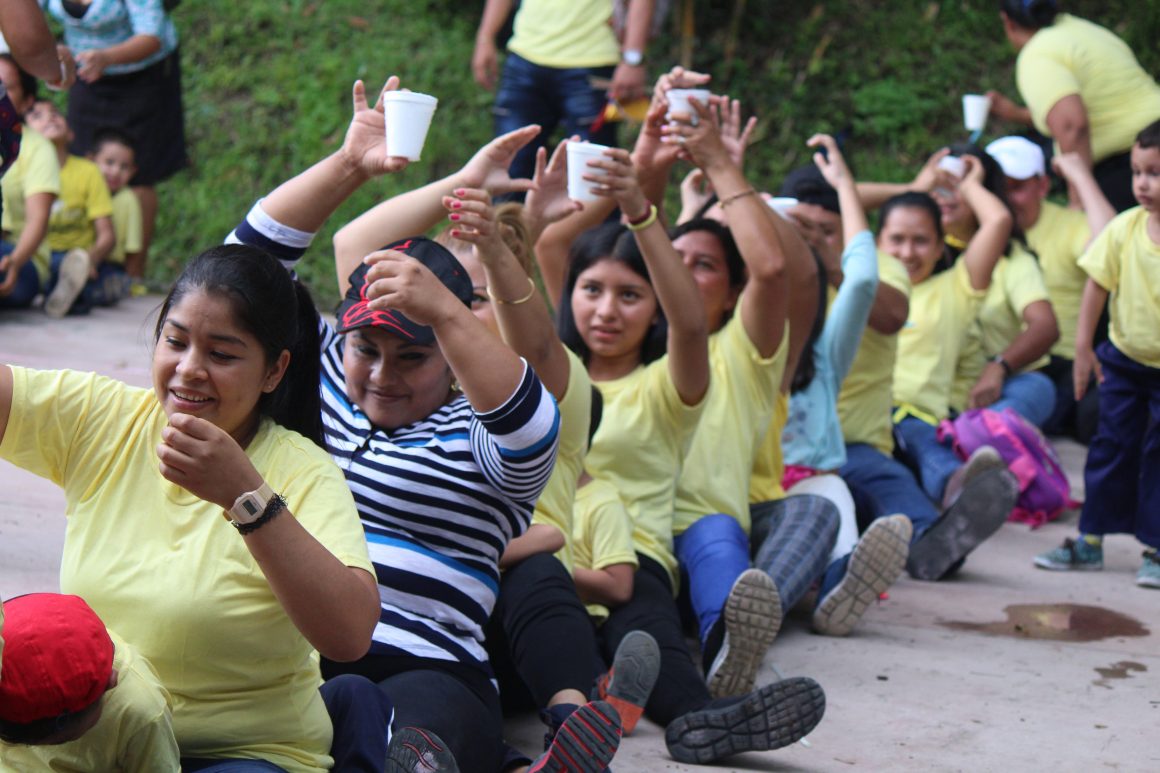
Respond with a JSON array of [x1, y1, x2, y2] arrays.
[[230, 203, 560, 679]]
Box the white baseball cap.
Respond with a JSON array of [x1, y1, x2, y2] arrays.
[[985, 136, 1046, 180]]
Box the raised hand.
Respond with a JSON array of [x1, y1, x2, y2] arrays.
[[661, 95, 730, 170], [718, 95, 758, 171], [156, 414, 265, 510], [584, 146, 650, 220], [912, 147, 953, 193], [807, 133, 853, 189], [525, 141, 584, 237], [341, 78, 411, 177], [443, 187, 509, 263], [362, 250, 462, 328], [459, 124, 542, 196]]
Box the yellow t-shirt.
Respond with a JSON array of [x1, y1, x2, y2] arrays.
[[838, 251, 911, 454], [532, 348, 592, 573], [748, 390, 790, 504], [1078, 207, 1160, 367], [571, 478, 638, 623], [46, 155, 114, 253], [508, 0, 620, 69], [586, 357, 706, 587], [1016, 14, 1160, 163], [674, 313, 786, 535], [0, 127, 60, 282], [892, 258, 986, 422], [109, 187, 144, 266], [1028, 201, 1091, 359], [0, 368, 375, 773], [950, 246, 1052, 410], [0, 633, 180, 773]]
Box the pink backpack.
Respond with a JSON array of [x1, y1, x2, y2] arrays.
[[937, 408, 1080, 528]]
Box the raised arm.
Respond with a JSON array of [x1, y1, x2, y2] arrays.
[[1045, 95, 1092, 206], [587, 147, 709, 405], [333, 125, 541, 287], [856, 148, 950, 211], [445, 188, 574, 398], [0, 0, 72, 86], [1052, 152, 1115, 243], [957, 155, 1013, 291]]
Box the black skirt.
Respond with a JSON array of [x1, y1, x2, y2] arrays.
[[67, 48, 188, 186]]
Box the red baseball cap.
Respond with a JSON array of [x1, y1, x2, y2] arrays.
[[0, 594, 114, 724]]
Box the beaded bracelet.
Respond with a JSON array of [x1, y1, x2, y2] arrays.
[[487, 276, 537, 305]]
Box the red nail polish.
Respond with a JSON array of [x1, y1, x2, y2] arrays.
[[454, 188, 466, 196], [450, 213, 460, 221], [452, 200, 462, 209]]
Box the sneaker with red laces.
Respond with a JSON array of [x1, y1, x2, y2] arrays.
[[530, 701, 621, 773], [594, 630, 659, 735], [386, 727, 459, 772]]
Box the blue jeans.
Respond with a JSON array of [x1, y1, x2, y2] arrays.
[[840, 442, 940, 541], [1079, 341, 1160, 548], [674, 513, 751, 642], [321, 674, 395, 773], [494, 52, 616, 183], [0, 241, 41, 309], [750, 494, 840, 613], [893, 415, 962, 503], [990, 371, 1056, 428]]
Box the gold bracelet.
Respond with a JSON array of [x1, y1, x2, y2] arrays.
[[625, 204, 659, 232], [718, 188, 758, 208], [487, 276, 537, 305]]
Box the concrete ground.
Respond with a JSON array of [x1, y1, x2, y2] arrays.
[[2, 296, 1157, 772]]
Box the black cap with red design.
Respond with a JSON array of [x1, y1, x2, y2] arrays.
[[335, 237, 473, 344]]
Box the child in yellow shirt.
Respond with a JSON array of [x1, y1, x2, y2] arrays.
[[1035, 120, 1160, 588], [90, 128, 144, 286]]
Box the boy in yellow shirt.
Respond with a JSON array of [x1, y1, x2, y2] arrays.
[[1035, 120, 1160, 588], [89, 128, 144, 286], [23, 99, 120, 317], [0, 593, 180, 772]]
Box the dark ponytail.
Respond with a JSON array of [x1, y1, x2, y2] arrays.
[[154, 244, 324, 447], [999, 0, 1059, 30], [789, 249, 828, 394]]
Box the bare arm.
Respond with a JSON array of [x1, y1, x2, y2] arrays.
[[472, 0, 515, 90], [499, 524, 566, 569], [958, 156, 1013, 292], [75, 35, 161, 83], [574, 563, 635, 607], [0, 364, 11, 444], [1052, 153, 1115, 244], [986, 90, 1033, 127], [0, 0, 66, 83], [856, 148, 950, 211], [89, 215, 115, 266], [867, 285, 908, 334], [968, 300, 1059, 409], [1, 191, 55, 278], [1073, 279, 1108, 401], [1045, 95, 1093, 207]]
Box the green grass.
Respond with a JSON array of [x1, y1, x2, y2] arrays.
[[140, 0, 1160, 305]]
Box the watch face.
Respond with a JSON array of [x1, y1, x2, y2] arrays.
[[623, 50, 643, 66], [241, 499, 261, 517]]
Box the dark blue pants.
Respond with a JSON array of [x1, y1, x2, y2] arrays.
[[0, 241, 41, 309], [1079, 341, 1160, 548], [494, 52, 616, 184], [320, 674, 394, 773], [840, 442, 940, 541]]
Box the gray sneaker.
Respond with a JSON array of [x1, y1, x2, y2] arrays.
[[705, 568, 782, 699], [909, 467, 1017, 581], [665, 677, 825, 764], [45, 248, 91, 318], [813, 514, 912, 636]]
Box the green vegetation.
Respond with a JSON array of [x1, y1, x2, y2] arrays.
[[138, 1, 1160, 303]]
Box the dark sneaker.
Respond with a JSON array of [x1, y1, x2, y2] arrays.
[[387, 727, 459, 772], [530, 701, 622, 773], [941, 445, 1006, 509], [664, 677, 825, 764], [1138, 550, 1160, 588], [908, 467, 1017, 581], [594, 630, 660, 735], [1033, 537, 1104, 571], [705, 568, 782, 699], [45, 248, 91, 318], [813, 514, 912, 636]]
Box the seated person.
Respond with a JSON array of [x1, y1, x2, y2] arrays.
[[90, 127, 145, 288], [0, 55, 58, 311], [0, 593, 179, 772], [24, 98, 119, 316], [986, 135, 1115, 442]]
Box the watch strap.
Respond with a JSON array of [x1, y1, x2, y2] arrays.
[[227, 482, 276, 525]]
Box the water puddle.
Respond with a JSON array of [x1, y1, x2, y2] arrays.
[[942, 603, 1150, 642], [1092, 660, 1147, 689]]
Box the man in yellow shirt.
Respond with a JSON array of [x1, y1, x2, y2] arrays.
[[986, 135, 1115, 441], [0, 593, 180, 772], [472, 0, 655, 184]]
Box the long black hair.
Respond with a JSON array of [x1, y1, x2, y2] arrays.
[[946, 141, 1029, 257], [879, 191, 952, 276], [789, 249, 828, 394], [999, 0, 1059, 30], [557, 221, 668, 366], [154, 244, 324, 446]]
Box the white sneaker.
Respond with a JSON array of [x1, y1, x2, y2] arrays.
[[45, 248, 91, 318]]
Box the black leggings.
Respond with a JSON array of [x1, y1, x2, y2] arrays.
[[600, 554, 711, 727], [322, 655, 504, 773], [487, 552, 605, 710]]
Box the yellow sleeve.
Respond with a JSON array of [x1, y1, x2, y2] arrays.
[[17, 130, 62, 197], [1004, 248, 1052, 313], [588, 487, 639, 572], [1016, 36, 1082, 136], [643, 356, 709, 454], [84, 161, 115, 221], [1077, 211, 1131, 292], [878, 250, 912, 297]]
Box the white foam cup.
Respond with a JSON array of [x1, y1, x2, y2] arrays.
[[962, 94, 991, 132], [666, 88, 712, 126], [384, 91, 438, 161], [566, 141, 612, 202], [767, 197, 799, 220], [937, 155, 966, 179]]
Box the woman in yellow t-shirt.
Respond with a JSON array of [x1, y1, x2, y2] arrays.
[[883, 154, 1020, 581], [0, 246, 383, 772], [938, 142, 1060, 428], [989, 1, 1160, 211]]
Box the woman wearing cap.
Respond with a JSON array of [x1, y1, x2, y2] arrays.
[[0, 107, 383, 771], [223, 81, 629, 773], [988, 1, 1160, 211]]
